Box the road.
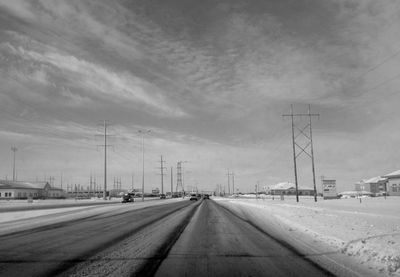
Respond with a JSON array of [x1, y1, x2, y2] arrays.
[[0, 200, 199, 277], [0, 199, 334, 277], [154, 199, 332, 277]]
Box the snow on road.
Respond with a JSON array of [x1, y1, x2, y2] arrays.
[[216, 196, 400, 277]]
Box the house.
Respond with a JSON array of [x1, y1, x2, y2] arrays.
[[356, 176, 388, 196], [270, 182, 315, 196], [0, 180, 65, 199], [382, 170, 400, 196]]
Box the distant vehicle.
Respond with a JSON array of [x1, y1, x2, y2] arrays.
[[203, 194, 210, 199], [160, 194, 166, 199], [121, 193, 135, 203], [189, 194, 198, 201]]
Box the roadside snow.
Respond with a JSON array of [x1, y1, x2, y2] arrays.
[[216, 196, 400, 277]]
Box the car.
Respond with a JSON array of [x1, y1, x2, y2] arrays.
[[121, 193, 135, 203], [189, 194, 198, 201], [203, 194, 210, 199], [160, 194, 166, 199]]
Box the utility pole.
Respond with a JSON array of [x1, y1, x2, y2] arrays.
[[11, 146, 17, 181], [132, 173, 134, 192], [226, 169, 231, 195], [158, 155, 167, 194], [97, 120, 113, 200], [232, 173, 235, 194], [170, 167, 173, 196], [138, 129, 151, 202], [308, 105, 318, 202], [283, 104, 319, 202], [176, 161, 183, 196]]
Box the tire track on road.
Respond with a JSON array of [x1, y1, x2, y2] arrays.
[[133, 200, 202, 277]]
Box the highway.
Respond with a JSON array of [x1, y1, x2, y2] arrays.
[[0, 199, 334, 277]]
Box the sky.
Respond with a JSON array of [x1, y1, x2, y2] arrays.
[[1, 0, 400, 193]]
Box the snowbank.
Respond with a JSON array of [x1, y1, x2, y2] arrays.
[[216, 196, 400, 277]]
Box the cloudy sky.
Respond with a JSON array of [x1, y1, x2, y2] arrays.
[[1, 0, 400, 193]]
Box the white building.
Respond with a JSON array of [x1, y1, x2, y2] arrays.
[[0, 180, 65, 199], [382, 170, 400, 196]]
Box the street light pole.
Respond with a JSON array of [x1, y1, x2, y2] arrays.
[[139, 130, 151, 202]]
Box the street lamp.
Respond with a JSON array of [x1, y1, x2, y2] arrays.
[[138, 130, 151, 202]]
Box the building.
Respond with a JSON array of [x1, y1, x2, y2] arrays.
[[0, 180, 65, 199], [270, 182, 315, 196], [356, 176, 388, 196], [382, 170, 400, 196]]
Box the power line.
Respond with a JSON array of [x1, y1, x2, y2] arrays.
[[358, 47, 400, 79]]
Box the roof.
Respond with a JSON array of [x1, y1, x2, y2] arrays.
[[363, 176, 388, 184], [271, 182, 314, 191], [271, 182, 295, 190], [382, 170, 400, 179], [0, 180, 50, 190]]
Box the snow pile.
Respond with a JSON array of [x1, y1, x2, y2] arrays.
[[216, 196, 400, 276]]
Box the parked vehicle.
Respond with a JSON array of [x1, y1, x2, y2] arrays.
[[160, 194, 166, 199], [122, 193, 135, 203]]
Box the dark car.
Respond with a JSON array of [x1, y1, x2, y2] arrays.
[[160, 194, 166, 199], [121, 193, 135, 203], [189, 194, 198, 201], [203, 194, 210, 199]]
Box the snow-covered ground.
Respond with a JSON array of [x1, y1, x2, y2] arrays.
[[216, 195, 400, 277]]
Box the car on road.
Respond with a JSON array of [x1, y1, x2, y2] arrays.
[[160, 194, 166, 199], [121, 193, 135, 203], [203, 194, 210, 199], [189, 194, 198, 201]]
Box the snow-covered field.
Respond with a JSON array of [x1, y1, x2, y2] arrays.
[[216, 196, 400, 277]]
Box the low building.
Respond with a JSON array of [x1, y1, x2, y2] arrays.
[[357, 176, 388, 196], [270, 182, 315, 196], [0, 180, 65, 199], [382, 170, 400, 196]]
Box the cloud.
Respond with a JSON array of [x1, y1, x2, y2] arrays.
[[1, 36, 186, 117]]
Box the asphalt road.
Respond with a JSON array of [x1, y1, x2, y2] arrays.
[[0, 200, 198, 277], [154, 199, 333, 277], [0, 199, 335, 277]]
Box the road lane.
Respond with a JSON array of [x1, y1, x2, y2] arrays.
[[155, 199, 333, 277], [0, 200, 197, 277]]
